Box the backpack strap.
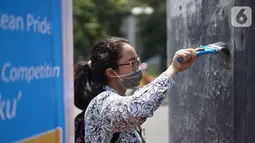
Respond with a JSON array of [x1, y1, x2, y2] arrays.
[[137, 126, 146, 143], [75, 111, 85, 143], [110, 132, 120, 143]]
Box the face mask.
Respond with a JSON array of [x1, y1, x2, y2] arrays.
[[111, 67, 143, 89]]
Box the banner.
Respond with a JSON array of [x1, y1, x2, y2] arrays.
[[0, 0, 74, 142]]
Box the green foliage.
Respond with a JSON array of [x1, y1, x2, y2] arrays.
[[138, 0, 167, 71], [73, 0, 167, 72], [73, 0, 130, 62]]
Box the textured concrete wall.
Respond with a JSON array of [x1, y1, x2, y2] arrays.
[[167, 0, 255, 143]]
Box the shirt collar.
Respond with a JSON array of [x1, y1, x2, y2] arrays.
[[104, 85, 119, 94]]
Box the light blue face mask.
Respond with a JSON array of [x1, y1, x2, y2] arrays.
[[111, 67, 143, 89]]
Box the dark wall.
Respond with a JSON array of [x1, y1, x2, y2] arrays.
[[167, 0, 255, 143], [243, 0, 255, 142]]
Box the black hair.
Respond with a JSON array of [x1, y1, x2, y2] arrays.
[[74, 37, 129, 110]]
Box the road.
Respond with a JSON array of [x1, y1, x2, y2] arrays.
[[142, 105, 169, 143], [75, 105, 169, 143]]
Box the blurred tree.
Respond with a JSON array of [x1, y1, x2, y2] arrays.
[[138, 0, 167, 72], [73, 0, 167, 71], [73, 0, 130, 62]]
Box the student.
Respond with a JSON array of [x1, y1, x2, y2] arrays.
[[74, 37, 201, 143]]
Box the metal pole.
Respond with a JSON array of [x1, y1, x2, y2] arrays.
[[62, 0, 74, 142], [127, 15, 137, 49]]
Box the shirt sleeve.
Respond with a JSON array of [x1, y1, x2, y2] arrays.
[[101, 72, 175, 132]]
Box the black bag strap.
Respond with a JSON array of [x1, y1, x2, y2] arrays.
[[137, 127, 146, 143], [110, 132, 120, 143], [75, 111, 85, 143]]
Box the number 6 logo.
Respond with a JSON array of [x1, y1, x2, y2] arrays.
[[231, 6, 252, 27]]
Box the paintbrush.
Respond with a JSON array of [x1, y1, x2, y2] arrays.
[[177, 42, 230, 62]]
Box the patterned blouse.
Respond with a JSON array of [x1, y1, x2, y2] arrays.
[[84, 72, 175, 143]]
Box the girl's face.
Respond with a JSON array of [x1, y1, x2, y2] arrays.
[[105, 43, 140, 81], [116, 43, 140, 77]]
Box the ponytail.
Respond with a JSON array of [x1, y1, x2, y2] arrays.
[[75, 37, 128, 143], [74, 61, 104, 110]]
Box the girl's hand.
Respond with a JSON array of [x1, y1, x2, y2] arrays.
[[168, 48, 203, 77]]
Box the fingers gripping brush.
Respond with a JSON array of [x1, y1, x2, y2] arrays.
[[177, 42, 230, 62]]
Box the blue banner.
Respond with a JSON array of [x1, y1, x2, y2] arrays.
[[0, 0, 65, 142]]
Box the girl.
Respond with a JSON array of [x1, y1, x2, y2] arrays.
[[74, 37, 201, 143]]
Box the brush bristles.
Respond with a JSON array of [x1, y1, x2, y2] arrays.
[[207, 42, 230, 57], [207, 42, 227, 51]]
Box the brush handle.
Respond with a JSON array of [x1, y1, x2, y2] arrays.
[[177, 45, 217, 62]]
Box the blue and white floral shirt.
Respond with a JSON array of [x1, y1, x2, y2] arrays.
[[84, 72, 175, 143]]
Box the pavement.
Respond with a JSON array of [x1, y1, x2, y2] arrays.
[[142, 105, 169, 143], [75, 104, 169, 143]]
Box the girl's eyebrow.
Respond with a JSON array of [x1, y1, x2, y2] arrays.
[[125, 57, 138, 63]]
